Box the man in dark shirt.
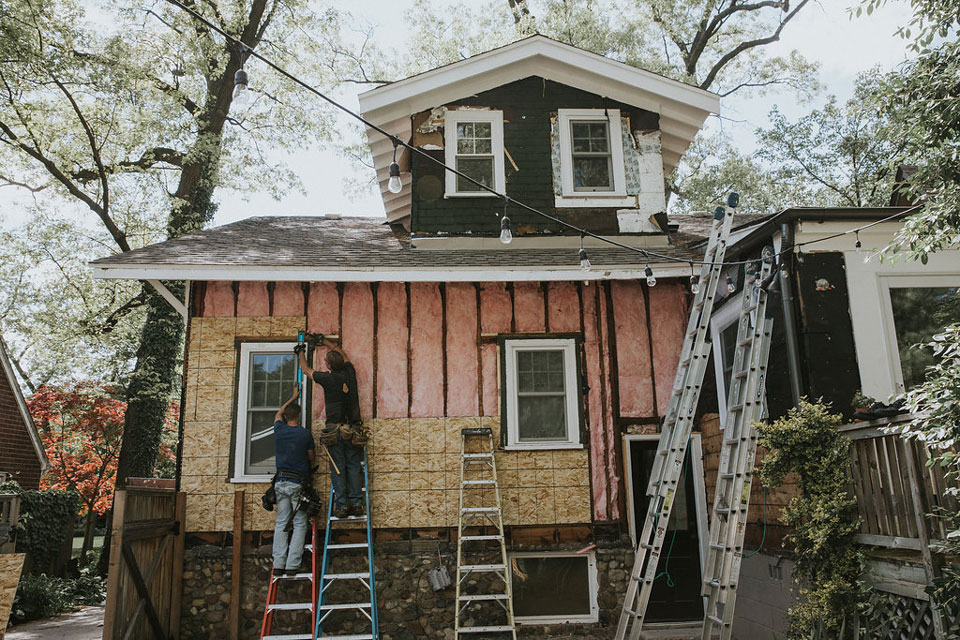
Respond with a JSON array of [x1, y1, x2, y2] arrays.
[[272, 385, 316, 575], [299, 338, 363, 519]]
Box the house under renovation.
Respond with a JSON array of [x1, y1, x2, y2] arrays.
[[89, 35, 960, 640]]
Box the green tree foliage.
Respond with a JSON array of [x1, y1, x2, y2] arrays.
[[673, 70, 901, 213], [0, 481, 81, 576], [757, 400, 864, 638]]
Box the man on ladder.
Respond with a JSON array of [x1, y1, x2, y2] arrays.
[[299, 337, 367, 518], [271, 384, 316, 575]]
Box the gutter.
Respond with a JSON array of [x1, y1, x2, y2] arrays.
[[779, 222, 803, 405]]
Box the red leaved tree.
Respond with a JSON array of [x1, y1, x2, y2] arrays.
[[28, 383, 125, 560]]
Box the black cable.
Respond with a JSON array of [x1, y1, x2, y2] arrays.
[[159, 0, 922, 269]]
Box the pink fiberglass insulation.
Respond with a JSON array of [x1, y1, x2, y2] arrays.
[[648, 281, 688, 416], [479, 282, 512, 334], [581, 284, 609, 521], [307, 283, 340, 335], [445, 282, 479, 417], [409, 283, 444, 417], [376, 283, 409, 418], [341, 283, 374, 419], [610, 280, 655, 418], [237, 282, 269, 317], [272, 282, 304, 317], [202, 282, 234, 317], [547, 282, 580, 333], [598, 286, 620, 520], [481, 343, 499, 417], [513, 282, 545, 333]]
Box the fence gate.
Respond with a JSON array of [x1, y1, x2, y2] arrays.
[[103, 487, 186, 640]]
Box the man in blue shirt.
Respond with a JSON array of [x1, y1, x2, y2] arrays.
[[272, 385, 316, 575]]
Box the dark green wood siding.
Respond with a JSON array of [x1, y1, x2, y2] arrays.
[[410, 76, 659, 236]]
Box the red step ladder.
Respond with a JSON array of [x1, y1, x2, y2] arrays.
[[260, 517, 320, 640]]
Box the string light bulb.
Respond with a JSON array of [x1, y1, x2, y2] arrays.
[[232, 68, 250, 107], [645, 265, 657, 287], [500, 215, 513, 245], [387, 140, 402, 194], [579, 235, 591, 271], [855, 231, 862, 252], [726, 274, 736, 294]]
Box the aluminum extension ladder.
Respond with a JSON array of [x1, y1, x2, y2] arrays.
[[259, 518, 320, 640], [455, 427, 517, 638], [315, 449, 379, 639], [616, 205, 735, 640], [700, 250, 775, 640]]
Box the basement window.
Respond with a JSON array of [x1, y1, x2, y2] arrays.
[[232, 341, 305, 482], [509, 551, 599, 624], [444, 109, 504, 197], [502, 338, 582, 450], [556, 108, 628, 204]]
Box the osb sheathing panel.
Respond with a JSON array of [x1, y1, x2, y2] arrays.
[[0, 553, 24, 636], [184, 279, 689, 531]]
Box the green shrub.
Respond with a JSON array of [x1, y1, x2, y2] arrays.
[[0, 481, 80, 575], [10, 566, 106, 624], [758, 399, 864, 639]]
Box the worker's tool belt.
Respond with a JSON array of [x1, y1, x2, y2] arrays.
[[351, 425, 369, 447], [276, 470, 306, 483], [319, 424, 340, 446]]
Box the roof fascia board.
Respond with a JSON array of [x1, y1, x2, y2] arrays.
[[92, 263, 694, 282], [359, 38, 719, 119], [0, 338, 49, 471]]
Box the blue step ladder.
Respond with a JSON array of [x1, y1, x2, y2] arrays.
[[314, 450, 378, 639]]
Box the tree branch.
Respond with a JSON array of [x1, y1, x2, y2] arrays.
[[70, 147, 185, 183], [699, 0, 811, 91], [0, 173, 47, 192]]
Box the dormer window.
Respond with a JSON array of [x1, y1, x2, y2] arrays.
[[444, 110, 504, 197], [556, 108, 629, 206]]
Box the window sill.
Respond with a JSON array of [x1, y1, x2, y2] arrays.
[[444, 191, 500, 198], [229, 475, 273, 484], [503, 443, 584, 451], [555, 195, 633, 208]]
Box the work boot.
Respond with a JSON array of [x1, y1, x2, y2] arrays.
[[332, 505, 349, 519], [348, 503, 364, 517]]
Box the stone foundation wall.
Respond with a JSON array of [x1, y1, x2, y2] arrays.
[[180, 539, 636, 640]]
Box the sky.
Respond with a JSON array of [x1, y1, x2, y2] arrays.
[[0, 0, 916, 231]]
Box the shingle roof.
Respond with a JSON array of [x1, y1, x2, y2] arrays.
[[91, 215, 717, 271]]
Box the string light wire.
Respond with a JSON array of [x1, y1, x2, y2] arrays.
[[159, 0, 922, 269]]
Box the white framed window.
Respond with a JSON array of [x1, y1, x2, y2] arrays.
[[879, 275, 960, 393], [508, 551, 599, 625], [444, 110, 504, 197], [502, 338, 581, 450], [556, 108, 628, 206], [232, 341, 303, 482]]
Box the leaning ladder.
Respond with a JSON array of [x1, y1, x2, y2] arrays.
[[455, 427, 517, 638], [615, 206, 735, 640], [700, 251, 775, 640], [314, 449, 379, 640], [259, 518, 319, 640]]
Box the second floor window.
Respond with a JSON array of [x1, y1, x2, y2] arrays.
[[570, 120, 613, 192], [444, 110, 504, 197], [557, 108, 628, 203]]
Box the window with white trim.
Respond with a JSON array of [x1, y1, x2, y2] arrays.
[[444, 110, 504, 197], [232, 341, 304, 482], [508, 551, 599, 624], [503, 338, 581, 449], [557, 108, 627, 202], [710, 295, 767, 426]]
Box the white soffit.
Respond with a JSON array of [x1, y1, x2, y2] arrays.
[[359, 36, 720, 224]]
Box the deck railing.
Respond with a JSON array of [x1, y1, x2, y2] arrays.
[[0, 492, 20, 553]]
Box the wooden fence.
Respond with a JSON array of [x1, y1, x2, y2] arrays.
[[103, 487, 185, 640]]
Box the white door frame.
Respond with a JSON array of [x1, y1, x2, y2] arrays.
[[622, 433, 709, 580]]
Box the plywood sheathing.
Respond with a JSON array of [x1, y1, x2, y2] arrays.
[[0, 553, 25, 636], [185, 279, 689, 531]]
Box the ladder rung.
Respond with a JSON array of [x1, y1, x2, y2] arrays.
[[273, 572, 313, 581], [304, 544, 313, 551], [316, 635, 374, 640], [463, 453, 494, 459], [710, 542, 725, 550], [461, 535, 503, 541], [733, 370, 748, 380], [461, 479, 496, 485], [324, 572, 370, 580], [461, 507, 499, 513], [737, 336, 754, 347], [329, 515, 367, 522], [462, 427, 493, 436], [728, 403, 744, 413], [458, 594, 509, 601], [263, 635, 314, 640], [319, 603, 371, 610], [719, 472, 734, 479], [723, 438, 742, 445], [268, 602, 312, 611], [458, 626, 515, 633], [704, 578, 721, 587], [707, 614, 724, 625], [326, 542, 368, 549], [459, 564, 506, 572]]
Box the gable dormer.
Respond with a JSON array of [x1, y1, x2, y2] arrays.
[[358, 35, 720, 237]]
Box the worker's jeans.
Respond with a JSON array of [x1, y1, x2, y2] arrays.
[[327, 435, 363, 509], [272, 480, 308, 570]]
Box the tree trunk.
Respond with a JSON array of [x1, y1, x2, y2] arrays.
[[81, 507, 96, 561]]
